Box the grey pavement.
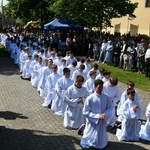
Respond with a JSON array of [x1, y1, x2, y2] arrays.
[[0, 55, 150, 150]]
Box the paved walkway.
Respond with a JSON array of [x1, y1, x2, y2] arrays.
[[0, 56, 150, 150]]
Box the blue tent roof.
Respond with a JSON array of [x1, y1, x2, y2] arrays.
[[44, 18, 83, 31]]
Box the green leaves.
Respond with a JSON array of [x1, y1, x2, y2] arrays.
[[5, 0, 138, 29], [49, 0, 138, 29], [5, 0, 54, 24]]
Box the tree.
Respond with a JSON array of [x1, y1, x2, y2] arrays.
[[49, 0, 138, 29], [5, 0, 54, 24]]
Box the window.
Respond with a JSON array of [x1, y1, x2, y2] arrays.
[[145, 0, 150, 7]]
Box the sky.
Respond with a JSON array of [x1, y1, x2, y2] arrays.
[[3, 0, 8, 6]]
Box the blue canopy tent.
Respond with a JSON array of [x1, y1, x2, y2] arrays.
[[44, 18, 84, 31]]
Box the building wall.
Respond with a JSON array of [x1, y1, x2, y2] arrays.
[[105, 0, 150, 36]]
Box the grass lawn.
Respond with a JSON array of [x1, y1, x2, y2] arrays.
[[96, 63, 150, 92]]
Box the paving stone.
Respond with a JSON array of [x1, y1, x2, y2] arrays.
[[0, 56, 150, 150]]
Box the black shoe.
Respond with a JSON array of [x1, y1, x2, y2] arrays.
[[111, 125, 117, 133], [77, 124, 85, 135]]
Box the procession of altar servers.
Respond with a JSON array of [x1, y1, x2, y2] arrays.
[[0, 33, 150, 149]]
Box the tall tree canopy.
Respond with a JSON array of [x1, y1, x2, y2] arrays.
[[5, 0, 54, 24], [49, 0, 138, 29], [5, 0, 138, 29]]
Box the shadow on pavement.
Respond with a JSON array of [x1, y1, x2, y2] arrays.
[[0, 126, 149, 150], [103, 141, 149, 150], [0, 111, 28, 120], [0, 57, 20, 76], [0, 126, 81, 150]]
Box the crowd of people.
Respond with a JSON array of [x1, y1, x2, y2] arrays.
[[1, 27, 150, 77], [0, 28, 150, 149]]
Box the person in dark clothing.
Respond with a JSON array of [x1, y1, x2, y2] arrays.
[[113, 43, 121, 67]]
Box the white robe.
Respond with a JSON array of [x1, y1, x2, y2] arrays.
[[139, 103, 150, 141], [102, 81, 120, 126], [22, 59, 32, 78], [102, 77, 109, 83], [72, 70, 87, 82], [117, 89, 140, 122], [31, 63, 43, 88], [80, 92, 113, 149], [57, 65, 67, 76], [42, 73, 61, 107], [83, 78, 95, 94], [53, 58, 62, 67], [116, 98, 142, 141], [64, 84, 89, 129], [96, 74, 104, 80], [68, 65, 77, 78], [38, 67, 52, 98], [51, 76, 73, 116], [87, 69, 99, 79], [66, 56, 78, 66], [10, 43, 17, 60], [20, 52, 28, 72], [84, 64, 91, 77], [15, 48, 21, 66], [19, 51, 25, 73], [30, 60, 38, 81]]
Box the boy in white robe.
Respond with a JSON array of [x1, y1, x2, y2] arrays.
[[116, 88, 142, 141], [96, 68, 105, 80], [53, 53, 63, 67], [68, 60, 77, 78], [103, 77, 120, 127], [72, 64, 87, 82], [139, 102, 150, 141], [117, 81, 140, 122], [87, 63, 99, 79], [30, 55, 39, 81], [83, 70, 96, 94], [31, 57, 43, 88], [64, 75, 89, 129], [42, 64, 61, 107], [66, 51, 78, 66], [21, 54, 32, 80], [80, 79, 113, 149], [19, 47, 28, 73], [84, 58, 91, 77], [57, 59, 67, 76], [38, 59, 53, 98], [51, 68, 73, 116], [102, 70, 111, 83]]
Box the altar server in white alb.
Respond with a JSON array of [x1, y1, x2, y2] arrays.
[[83, 70, 96, 94], [102, 77, 120, 127], [31, 56, 43, 88], [64, 75, 89, 129], [66, 51, 78, 66], [67, 60, 77, 78], [57, 59, 67, 76], [139, 102, 150, 141], [117, 81, 140, 122], [72, 64, 87, 82], [19, 47, 29, 73], [42, 64, 61, 107], [21, 54, 32, 80], [116, 88, 142, 141], [30, 54, 39, 81], [51, 68, 73, 116], [38, 59, 53, 98], [80, 79, 113, 149], [83, 58, 91, 77]]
